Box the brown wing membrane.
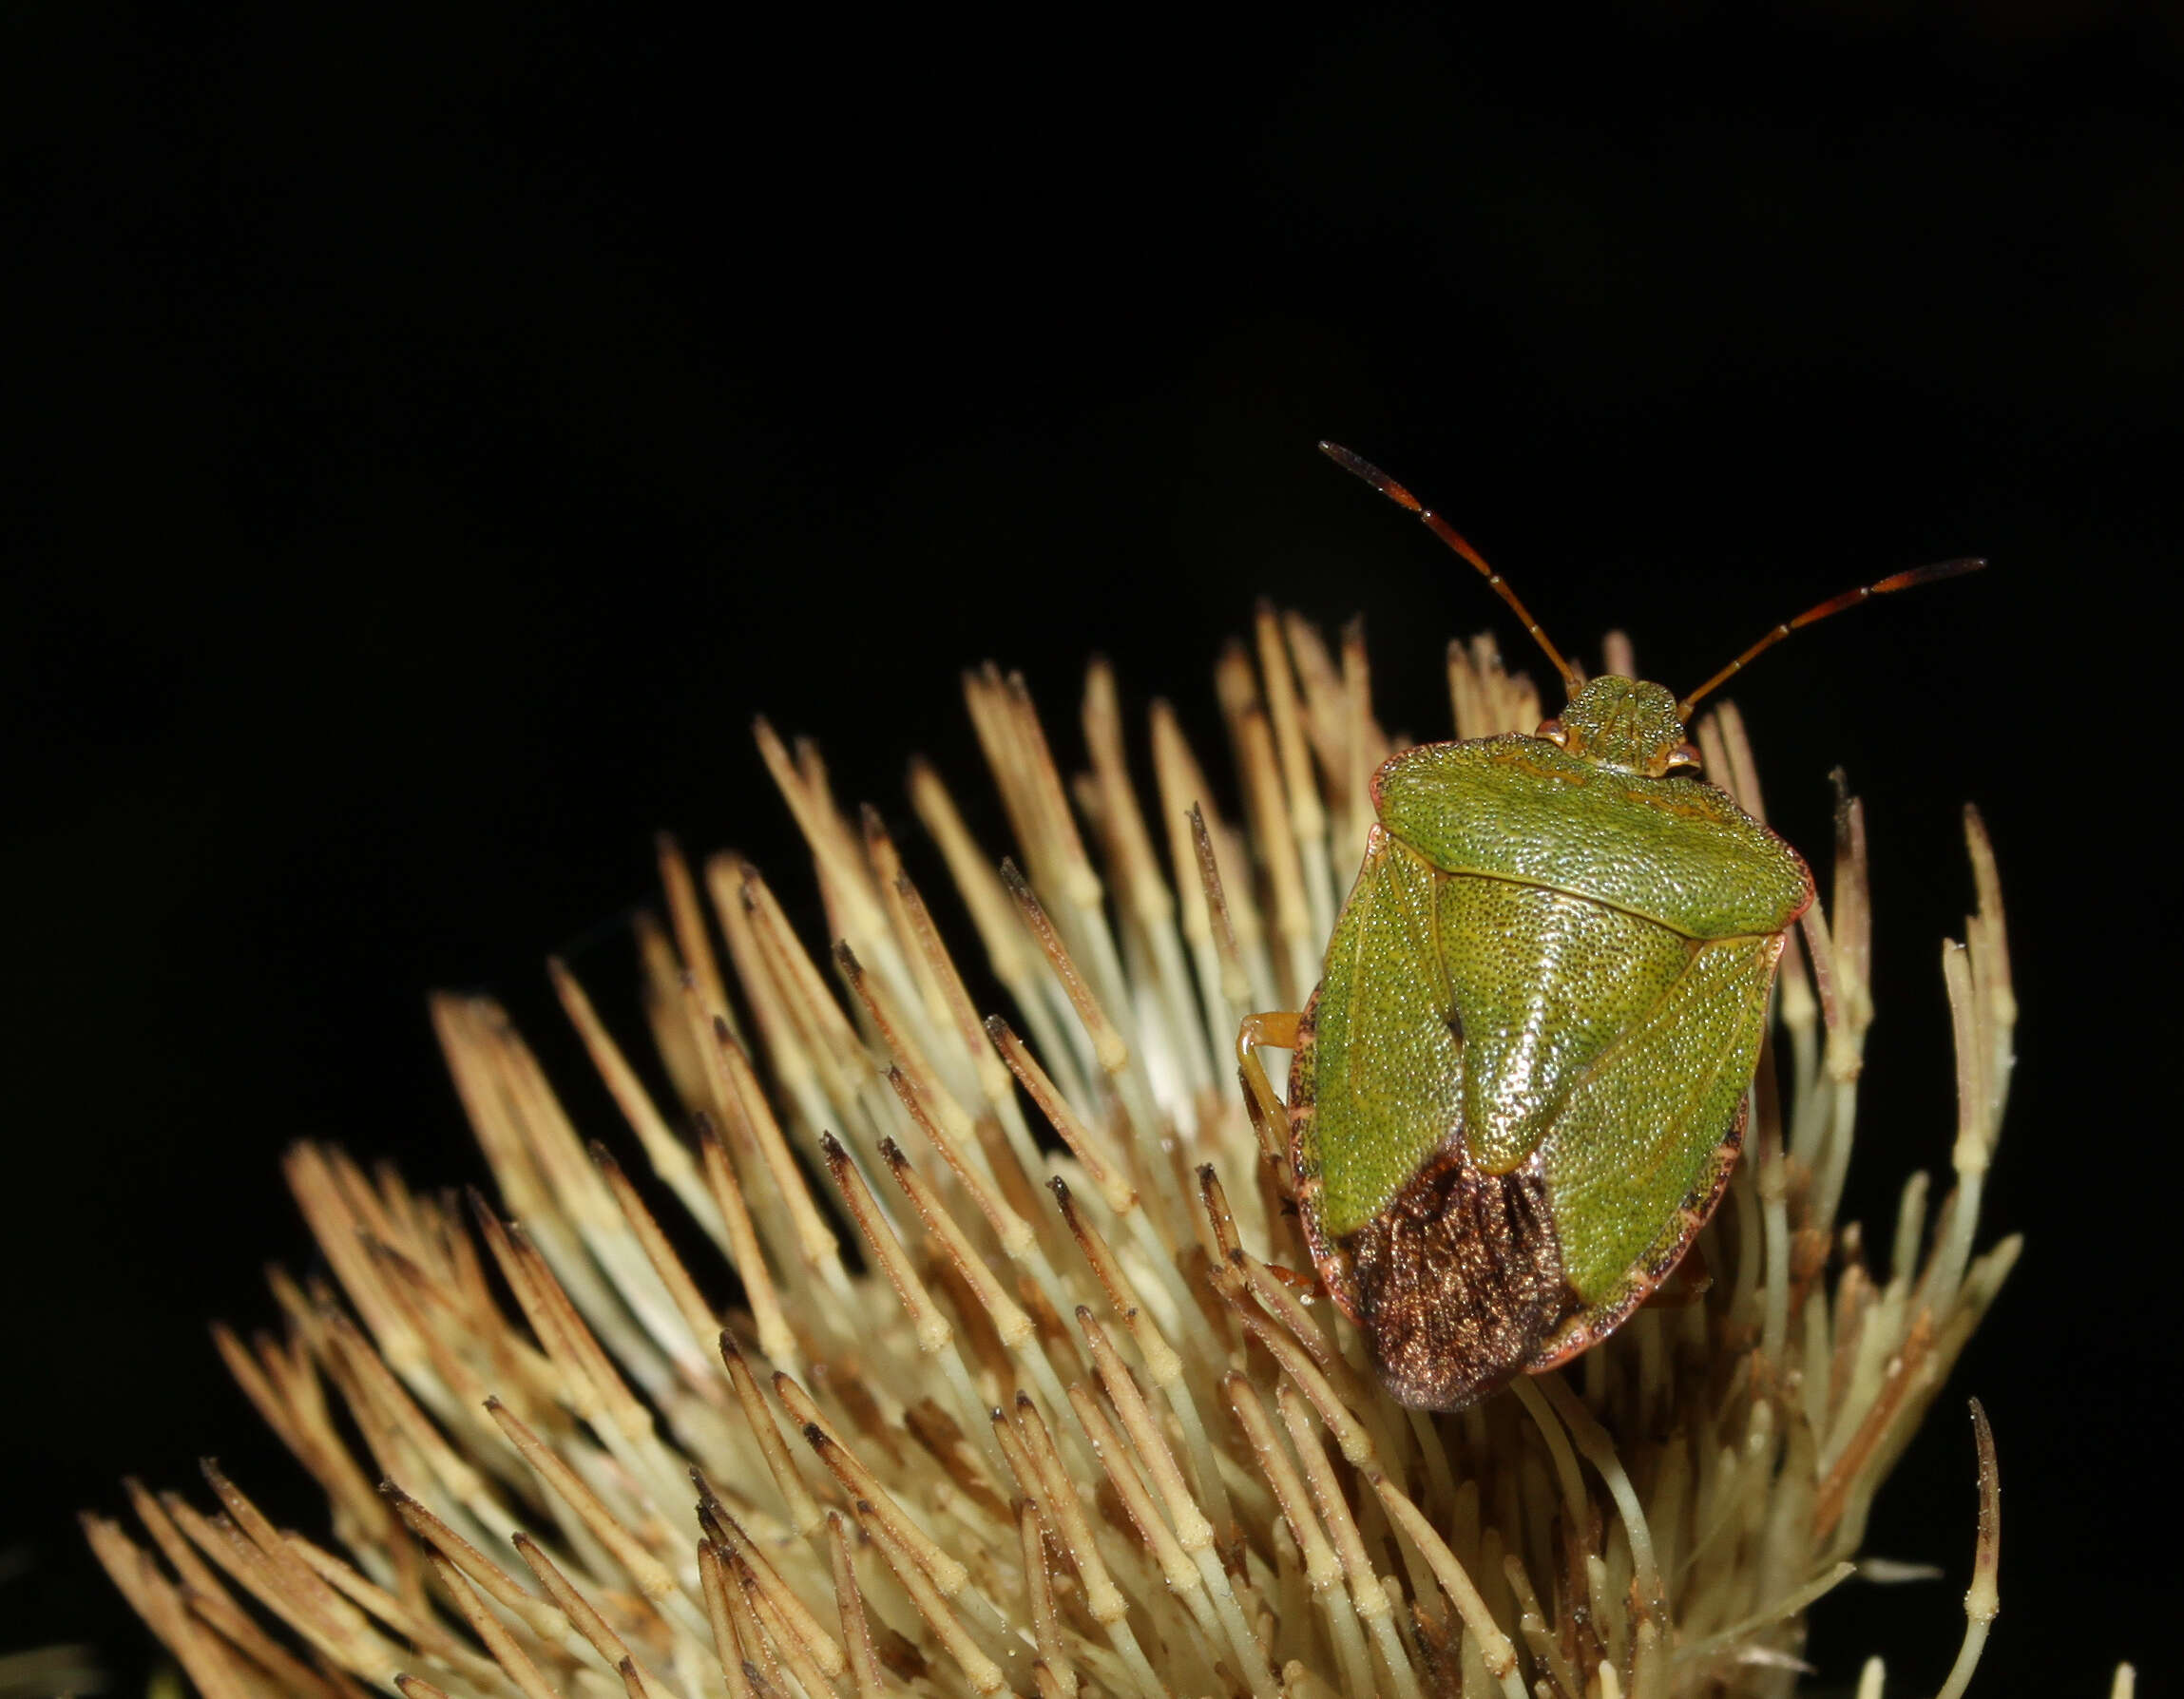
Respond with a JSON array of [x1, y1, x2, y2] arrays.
[[1341, 1142, 1572, 1410]]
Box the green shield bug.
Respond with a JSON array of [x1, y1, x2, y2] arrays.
[[1238, 444, 1983, 1409]]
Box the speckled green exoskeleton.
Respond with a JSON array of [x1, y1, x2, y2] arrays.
[[1238, 444, 1982, 1409]]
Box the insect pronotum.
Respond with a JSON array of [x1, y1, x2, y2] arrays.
[[1237, 443, 1983, 1409]]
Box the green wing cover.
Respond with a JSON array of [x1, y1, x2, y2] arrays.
[[1294, 828, 1464, 1239], [1541, 933, 1777, 1300]]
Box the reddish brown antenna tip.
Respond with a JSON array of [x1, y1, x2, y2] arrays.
[[1320, 441, 1580, 693], [1678, 555, 1991, 717], [1874, 556, 1986, 593], [1319, 442, 1425, 513]]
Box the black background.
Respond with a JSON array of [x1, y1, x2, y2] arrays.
[[6, 3, 2177, 1694]]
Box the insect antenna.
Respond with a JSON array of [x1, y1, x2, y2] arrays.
[[1319, 441, 1582, 697], [1676, 556, 1987, 718]]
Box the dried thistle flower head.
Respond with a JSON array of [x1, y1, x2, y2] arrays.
[[86, 617, 2072, 1699]]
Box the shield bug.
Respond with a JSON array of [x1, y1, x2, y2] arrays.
[[1238, 444, 1982, 1409]]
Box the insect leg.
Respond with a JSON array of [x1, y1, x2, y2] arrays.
[[1640, 1236, 1715, 1308], [1236, 1010, 1301, 1170]]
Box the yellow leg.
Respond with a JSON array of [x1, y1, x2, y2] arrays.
[[1236, 1010, 1301, 1168]]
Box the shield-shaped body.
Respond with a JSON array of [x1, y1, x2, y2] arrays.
[[1288, 717, 1813, 1409]]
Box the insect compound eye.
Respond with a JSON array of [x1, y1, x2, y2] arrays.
[[1666, 741, 1703, 771], [1536, 717, 1566, 746]]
